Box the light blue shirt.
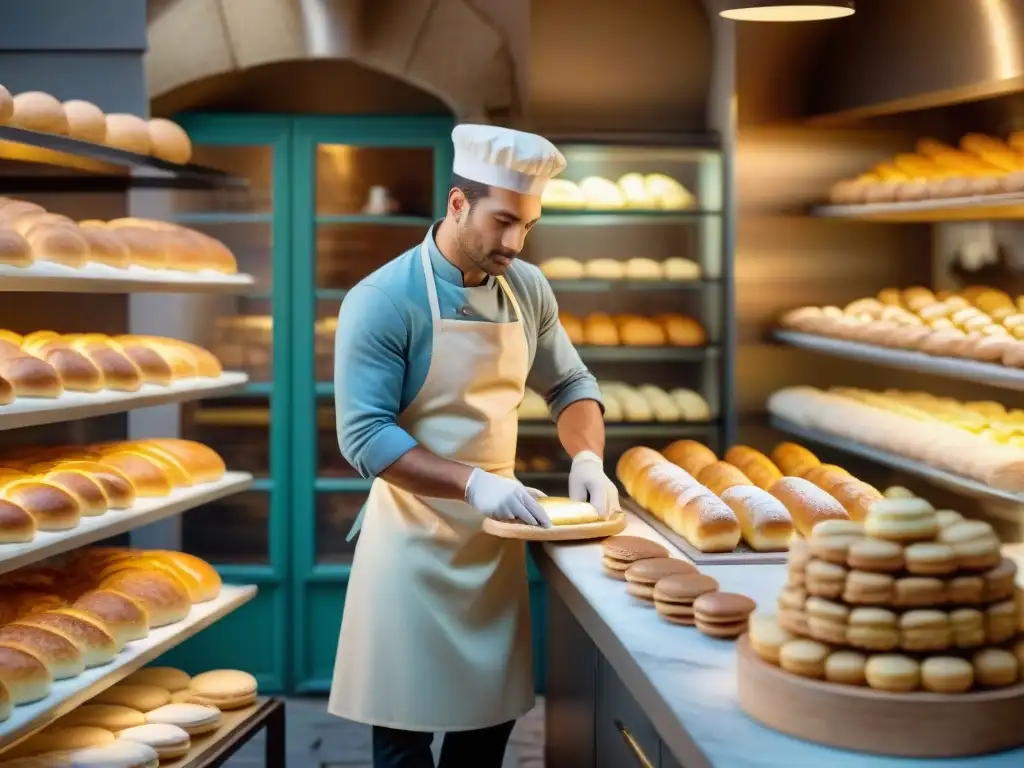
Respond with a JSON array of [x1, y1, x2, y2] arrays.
[[334, 223, 603, 479]]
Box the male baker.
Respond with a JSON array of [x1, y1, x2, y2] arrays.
[[328, 124, 620, 768]]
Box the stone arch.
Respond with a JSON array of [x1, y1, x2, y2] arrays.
[[146, 0, 517, 122]]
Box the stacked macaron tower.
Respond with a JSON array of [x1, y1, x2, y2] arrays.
[[0, 666, 258, 764], [748, 492, 1024, 693], [602, 535, 756, 638]]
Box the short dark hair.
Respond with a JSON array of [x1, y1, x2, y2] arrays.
[[450, 173, 490, 205]]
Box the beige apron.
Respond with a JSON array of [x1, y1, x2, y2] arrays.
[[327, 233, 535, 732]]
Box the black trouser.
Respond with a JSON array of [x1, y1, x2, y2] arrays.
[[372, 720, 516, 768]]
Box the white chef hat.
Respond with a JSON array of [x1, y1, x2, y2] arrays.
[[452, 124, 567, 196]]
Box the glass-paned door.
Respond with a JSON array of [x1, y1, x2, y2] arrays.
[[156, 117, 293, 692], [290, 116, 453, 690]]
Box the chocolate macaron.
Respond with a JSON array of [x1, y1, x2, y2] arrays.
[[652, 572, 718, 624], [602, 536, 670, 580], [625, 558, 700, 603], [693, 592, 757, 638]]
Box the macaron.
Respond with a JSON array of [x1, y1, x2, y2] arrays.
[[652, 573, 718, 625], [950, 608, 986, 649], [779, 639, 830, 679], [145, 703, 221, 736], [747, 613, 792, 664], [601, 536, 669, 580], [842, 571, 894, 605], [899, 610, 951, 652], [865, 498, 938, 542], [893, 577, 946, 608], [188, 669, 258, 710], [982, 559, 1018, 602], [904, 542, 957, 576], [973, 648, 1019, 687], [787, 537, 812, 572], [61, 740, 160, 767], [625, 558, 700, 604], [51, 704, 146, 732], [846, 538, 904, 573], [778, 608, 809, 637], [986, 600, 1018, 644], [808, 520, 865, 564], [692, 592, 756, 639], [921, 657, 974, 693], [805, 597, 849, 645], [171, 690, 218, 707], [824, 651, 867, 686], [118, 723, 191, 759], [847, 607, 899, 652], [804, 559, 847, 599], [92, 684, 172, 712], [935, 509, 964, 529], [865, 654, 920, 692], [124, 667, 191, 693], [939, 520, 1001, 571], [947, 575, 984, 605]]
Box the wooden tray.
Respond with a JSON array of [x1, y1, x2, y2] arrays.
[[736, 635, 1024, 758], [624, 499, 788, 565], [483, 513, 626, 541]]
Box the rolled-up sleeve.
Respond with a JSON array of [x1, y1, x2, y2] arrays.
[[334, 285, 418, 478], [526, 278, 604, 421]]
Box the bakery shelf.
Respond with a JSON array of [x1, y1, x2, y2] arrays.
[[770, 416, 1024, 505], [775, 330, 1024, 391], [546, 279, 715, 293], [577, 345, 718, 362], [811, 191, 1024, 222], [0, 264, 255, 294], [623, 498, 788, 565], [518, 421, 716, 439], [315, 214, 435, 227], [540, 209, 719, 226], [0, 472, 254, 576], [165, 212, 273, 226], [0, 372, 249, 431], [0, 126, 247, 191], [0, 584, 258, 751], [162, 697, 284, 768]]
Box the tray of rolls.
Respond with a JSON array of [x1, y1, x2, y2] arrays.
[[559, 311, 707, 349], [541, 172, 695, 212], [539, 256, 701, 283], [519, 382, 713, 425], [617, 440, 880, 564]]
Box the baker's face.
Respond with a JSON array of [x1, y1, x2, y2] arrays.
[[452, 187, 543, 276]]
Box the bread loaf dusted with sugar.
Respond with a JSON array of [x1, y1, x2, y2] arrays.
[[720, 485, 793, 551], [768, 476, 849, 537]]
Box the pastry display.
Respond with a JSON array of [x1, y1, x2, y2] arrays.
[[541, 173, 695, 211], [779, 284, 1024, 370], [0, 438, 227, 545], [0, 85, 193, 163], [0, 199, 238, 275], [768, 386, 1024, 492], [539, 256, 701, 282], [559, 311, 707, 347], [751, 500, 1023, 693], [826, 133, 1024, 205], [517, 382, 713, 424]]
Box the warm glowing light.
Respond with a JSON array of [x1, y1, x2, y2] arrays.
[[721, 3, 854, 22]]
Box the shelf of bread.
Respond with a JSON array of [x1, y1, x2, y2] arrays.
[[0, 265, 254, 294], [541, 172, 697, 213], [0, 200, 243, 277], [560, 311, 708, 351], [617, 439, 884, 563], [539, 257, 702, 283], [769, 386, 1024, 503], [817, 132, 1024, 222], [519, 383, 713, 426], [0, 86, 241, 189], [0, 544, 256, 749], [779, 284, 1024, 375], [0, 662, 267, 763], [739, 497, 1024, 758]]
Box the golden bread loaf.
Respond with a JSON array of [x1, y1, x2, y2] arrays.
[[73, 589, 150, 644], [0, 642, 52, 703], [0, 624, 84, 680], [62, 99, 106, 143], [17, 608, 120, 665], [9, 92, 68, 134], [696, 461, 751, 497], [104, 114, 152, 154], [724, 446, 783, 490], [0, 228, 33, 267], [147, 118, 192, 164], [720, 485, 794, 551], [769, 442, 820, 476], [662, 439, 717, 476], [100, 569, 192, 627], [768, 477, 849, 537]]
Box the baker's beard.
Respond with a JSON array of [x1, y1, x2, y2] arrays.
[[456, 216, 517, 277]]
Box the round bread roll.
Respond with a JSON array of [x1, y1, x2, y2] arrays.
[[539, 257, 584, 279], [146, 118, 192, 164], [125, 667, 190, 693], [104, 114, 152, 155], [100, 569, 192, 627], [663, 257, 701, 281], [619, 317, 666, 346], [0, 642, 52, 703], [0, 84, 12, 124], [54, 703, 146, 731], [9, 91, 69, 134], [618, 172, 655, 207], [582, 314, 619, 346], [0, 623, 84, 680], [584, 258, 625, 280], [660, 315, 706, 347], [93, 683, 172, 712], [16, 608, 119, 666], [62, 100, 107, 143], [0, 498, 36, 544], [580, 176, 625, 209], [188, 669, 258, 710], [73, 589, 150, 644], [0, 199, 45, 223], [0, 228, 34, 267], [624, 258, 663, 280]]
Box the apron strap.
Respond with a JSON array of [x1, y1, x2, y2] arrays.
[[418, 237, 443, 327], [495, 276, 523, 324]]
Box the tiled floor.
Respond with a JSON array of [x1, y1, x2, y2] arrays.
[[224, 697, 545, 767]]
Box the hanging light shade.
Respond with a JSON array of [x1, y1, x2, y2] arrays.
[[719, 1, 854, 21]]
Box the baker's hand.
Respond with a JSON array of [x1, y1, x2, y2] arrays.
[[569, 451, 621, 519], [465, 468, 551, 528]]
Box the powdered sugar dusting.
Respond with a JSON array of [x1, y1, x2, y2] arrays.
[[772, 477, 846, 529], [722, 485, 793, 526]]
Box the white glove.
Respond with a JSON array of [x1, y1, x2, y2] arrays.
[[569, 450, 621, 519], [465, 468, 551, 528]]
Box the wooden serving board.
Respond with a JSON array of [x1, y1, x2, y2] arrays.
[[623, 499, 788, 565], [483, 513, 626, 541], [736, 636, 1024, 758]]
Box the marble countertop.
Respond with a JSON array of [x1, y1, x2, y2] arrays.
[[533, 514, 1024, 768]]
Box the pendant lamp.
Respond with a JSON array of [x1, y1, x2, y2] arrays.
[[719, 1, 854, 21]]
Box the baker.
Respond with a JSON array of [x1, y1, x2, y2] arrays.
[[328, 124, 619, 767]]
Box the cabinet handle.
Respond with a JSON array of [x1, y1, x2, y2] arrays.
[[614, 720, 655, 768]]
